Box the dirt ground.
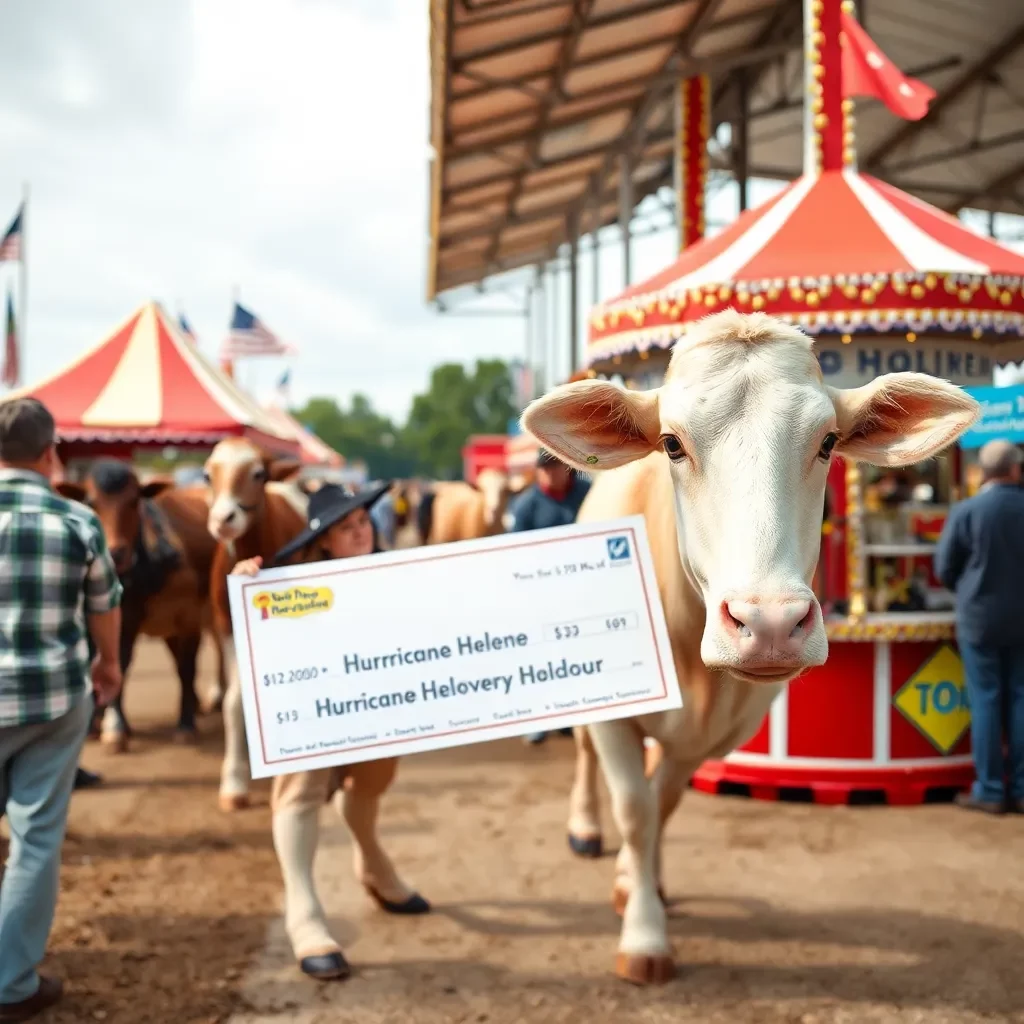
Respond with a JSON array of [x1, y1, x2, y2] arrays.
[[4, 639, 1024, 1024]]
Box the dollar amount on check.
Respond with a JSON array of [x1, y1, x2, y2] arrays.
[[227, 515, 681, 778]]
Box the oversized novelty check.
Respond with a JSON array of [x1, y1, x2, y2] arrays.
[[227, 516, 681, 778]]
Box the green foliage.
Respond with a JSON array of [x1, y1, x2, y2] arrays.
[[291, 359, 517, 480]]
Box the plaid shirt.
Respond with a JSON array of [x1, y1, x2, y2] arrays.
[[0, 469, 123, 728]]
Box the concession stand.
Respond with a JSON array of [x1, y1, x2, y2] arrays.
[[583, 0, 1024, 804], [5, 301, 299, 468]]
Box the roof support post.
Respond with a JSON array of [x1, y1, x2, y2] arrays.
[[534, 264, 546, 395], [734, 68, 750, 211], [675, 75, 711, 251], [591, 195, 601, 308], [618, 152, 633, 286], [548, 259, 560, 388], [568, 212, 580, 372]]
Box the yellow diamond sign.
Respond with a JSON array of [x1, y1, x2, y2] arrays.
[[893, 644, 971, 755]]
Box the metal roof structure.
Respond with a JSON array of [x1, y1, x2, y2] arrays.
[[427, 0, 1024, 299]]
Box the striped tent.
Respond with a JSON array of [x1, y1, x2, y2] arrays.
[[261, 403, 345, 468]]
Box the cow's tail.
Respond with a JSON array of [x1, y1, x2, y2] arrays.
[[417, 489, 436, 545]]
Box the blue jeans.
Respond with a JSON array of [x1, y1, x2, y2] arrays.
[[959, 642, 1024, 804], [0, 696, 91, 1002]]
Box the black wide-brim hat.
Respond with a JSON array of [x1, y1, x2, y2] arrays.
[[271, 481, 391, 566]]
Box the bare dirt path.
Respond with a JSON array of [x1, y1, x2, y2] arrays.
[[6, 640, 1023, 1024]]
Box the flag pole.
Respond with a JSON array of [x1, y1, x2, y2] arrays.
[[18, 182, 28, 384]]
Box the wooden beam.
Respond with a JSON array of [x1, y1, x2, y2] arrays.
[[945, 154, 1024, 213]]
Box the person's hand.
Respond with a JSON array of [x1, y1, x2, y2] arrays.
[[231, 556, 263, 576], [91, 655, 123, 707]]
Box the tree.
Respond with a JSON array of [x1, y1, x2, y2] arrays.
[[402, 359, 517, 478], [292, 394, 418, 479]]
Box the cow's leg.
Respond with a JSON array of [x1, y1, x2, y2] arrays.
[[336, 758, 430, 915], [203, 629, 227, 714], [588, 719, 674, 985], [218, 636, 250, 811], [567, 726, 603, 858], [166, 635, 200, 742], [272, 772, 350, 981], [100, 604, 142, 753]]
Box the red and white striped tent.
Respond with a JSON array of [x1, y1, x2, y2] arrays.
[[261, 403, 344, 468], [8, 301, 298, 455], [587, 169, 1024, 366]]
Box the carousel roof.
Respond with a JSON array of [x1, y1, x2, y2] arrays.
[[261, 404, 345, 468], [588, 168, 1024, 365], [7, 301, 299, 452]]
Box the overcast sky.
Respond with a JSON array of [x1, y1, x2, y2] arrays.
[[3, 1, 1021, 419]]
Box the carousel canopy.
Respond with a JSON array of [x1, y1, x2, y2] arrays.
[[7, 301, 298, 453], [588, 168, 1024, 366], [261, 404, 345, 468]]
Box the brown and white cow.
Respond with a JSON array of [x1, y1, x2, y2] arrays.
[[204, 438, 431, 979], [523, 309, 979, 984], [417, 468, 525, 544], [57, 461, 224, 749]]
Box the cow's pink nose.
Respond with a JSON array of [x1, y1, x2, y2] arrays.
[[721, 598, 815, 664]]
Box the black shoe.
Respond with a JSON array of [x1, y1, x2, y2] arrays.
[[954, 792, 1005, 815], [299, 951, 350, 981], [74, 767, 103, 790], [1010, 798, 1024, 814], [0, 976, 63, 1022]]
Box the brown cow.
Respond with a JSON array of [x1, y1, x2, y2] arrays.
[[417, 468, 525, 544], [203, 437, 309, 811], [57, 460, 224, 749]]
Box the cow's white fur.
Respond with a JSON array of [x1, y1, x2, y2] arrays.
[[523, 310, 980, 981]]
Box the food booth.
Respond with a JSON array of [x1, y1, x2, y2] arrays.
[[581, 0, 1024, 804]]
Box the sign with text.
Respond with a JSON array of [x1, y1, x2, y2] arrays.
[[227, 517, 681, 778], [892, 644, 971, 755], [814, 338, 994, 389], [959, 383, 1024, 449]]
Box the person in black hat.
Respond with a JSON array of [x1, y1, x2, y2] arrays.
[[507, 449, 591, 745], [231, 482, 431, 983]]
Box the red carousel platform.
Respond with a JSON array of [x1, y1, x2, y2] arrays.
[[583, 0, 1024, 805]]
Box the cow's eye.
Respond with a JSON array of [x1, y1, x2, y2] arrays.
[[660, 434, 686, 462], [202, 471, 211, 485], [252, 467, 268, 483], [818, 432, 839, 461]]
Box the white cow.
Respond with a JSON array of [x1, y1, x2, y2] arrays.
[[522, 309, 979, 985]]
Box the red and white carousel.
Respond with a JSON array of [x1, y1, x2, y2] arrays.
[[583, 0, 1024, 804]]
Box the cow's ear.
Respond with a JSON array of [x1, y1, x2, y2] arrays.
[[522, 380, 661, 472], [139, 477, 174, 499], [830, 374, 980, 467], [55, 482, 87, 503], [266, 458, 302, 482]]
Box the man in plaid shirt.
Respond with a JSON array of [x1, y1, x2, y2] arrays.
[[0, 398, 123, 1022]]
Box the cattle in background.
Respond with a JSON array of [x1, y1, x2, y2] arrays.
[[523, 309, 979, 984], [416, 468, 527, 545], [57, 460, 225, 750], [203, 437, 307, 811]]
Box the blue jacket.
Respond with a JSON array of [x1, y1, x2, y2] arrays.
[[508, 476, 591, 532], [934, 482, 1024, 647]]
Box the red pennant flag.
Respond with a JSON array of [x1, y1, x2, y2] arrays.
[[840, 11, 936, 121]]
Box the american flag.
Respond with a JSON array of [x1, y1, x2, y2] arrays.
[[178, 311, 198, 344], [3, 286, 19, 388], [0, 204, 23, 263], [219, 302, 294, 359]]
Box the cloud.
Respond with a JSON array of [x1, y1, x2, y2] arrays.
[[0, 0, 527, 421]]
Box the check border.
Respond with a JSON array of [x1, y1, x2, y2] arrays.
[[239, 525, 670, 768]]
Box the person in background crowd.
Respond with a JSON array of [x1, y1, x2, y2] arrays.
[[369, 484, 397, 549], [507, 449, 591, 746], [935, 438, 1024, 816], [0, 398, 123, 1021]]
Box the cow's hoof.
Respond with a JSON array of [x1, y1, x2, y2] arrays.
[[101, 733, 129, 754], [299, 951, 351, 981], [218, 793, 250, 812], [568, 832, 603, 858], [615, 953, 675, 986], [612, 885, 668, 917], [173, 728, 199, 745]]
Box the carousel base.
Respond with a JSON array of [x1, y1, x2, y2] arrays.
[[691, 759, 973, 807]]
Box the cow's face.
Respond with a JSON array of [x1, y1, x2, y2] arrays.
[[58, 461, 172, 575], [524, 310, 979, 685], [475, 468, 511, 528], [204, 438, 300, 543]]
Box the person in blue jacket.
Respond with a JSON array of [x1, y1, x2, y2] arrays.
[[508, 449, 591, 745], [935, 438, 1024, 815]]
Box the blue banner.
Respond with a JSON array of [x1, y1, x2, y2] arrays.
[[960, 384, 1024, 449]]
